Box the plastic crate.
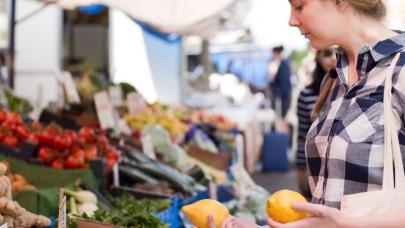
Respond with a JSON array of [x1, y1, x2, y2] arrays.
[[156, 196, 181, 228], [181, 190, 209, 207]]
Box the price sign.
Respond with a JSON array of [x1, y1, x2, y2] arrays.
[[94, 91, 117, 129]]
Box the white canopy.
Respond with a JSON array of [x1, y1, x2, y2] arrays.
[[44, 0, 234, 35]]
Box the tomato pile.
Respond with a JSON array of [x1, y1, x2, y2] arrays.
[[0, 110, 118, 169]]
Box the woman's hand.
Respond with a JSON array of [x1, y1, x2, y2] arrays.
[[207, 215, 266, 228], [267, 202, 352, 228]]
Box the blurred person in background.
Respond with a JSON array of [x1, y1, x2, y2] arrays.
[[268, 46, 292, 131], [296, 48, 337, 199]]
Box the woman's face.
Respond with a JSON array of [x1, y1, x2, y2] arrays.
[[318, 49, 337, 71], [288, 0, 343, 49]]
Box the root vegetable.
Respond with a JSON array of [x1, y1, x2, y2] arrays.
[[0, 163, 6, 176], [0, 176, 11, 198]]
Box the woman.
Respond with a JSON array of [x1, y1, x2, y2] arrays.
[[295, 48, 336, 199], [209, 0, 405, 227]]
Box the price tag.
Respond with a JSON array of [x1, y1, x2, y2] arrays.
[[127, 92, 146, 115], [108, 85, 123, 107], [141, 135, 156, 160], [94, 91, 117, 130], [230, 163, 256, 197], [62, 71, 81, 103], [58, 195, 66, 228]]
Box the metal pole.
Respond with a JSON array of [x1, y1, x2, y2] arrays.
[[8, 0, 16, 89]]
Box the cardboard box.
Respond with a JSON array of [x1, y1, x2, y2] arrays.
[[185, 145, 231, 171]]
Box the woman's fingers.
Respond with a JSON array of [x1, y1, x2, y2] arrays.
[[207, 215, 216, 228], [292, 202, 329, 217], [267, 217, 283, 228], [220, 216, 236, 228]]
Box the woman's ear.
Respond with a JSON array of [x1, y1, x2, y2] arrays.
[[335, 0, 350, 11]]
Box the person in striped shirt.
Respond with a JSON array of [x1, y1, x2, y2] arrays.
[[296, 48, 337, 199]]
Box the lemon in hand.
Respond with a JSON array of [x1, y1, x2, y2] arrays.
[[181, 199, 229, 228], [267, 189, 308, 223]]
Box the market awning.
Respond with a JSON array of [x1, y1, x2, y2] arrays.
[[44, 0, 234, 34]]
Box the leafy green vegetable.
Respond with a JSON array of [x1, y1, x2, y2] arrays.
[[78, 194, 170, 228]]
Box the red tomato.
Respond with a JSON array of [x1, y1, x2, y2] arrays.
[[105, 146, 118, 160], [63, 155, 85, 169], [53, 135, 72, 151], [16, 125, 29, 141], [30, 121, 42, 130], [96, 134, 109, 149], [27, 133, 39, 144], [84, 145, 98, 161], [71, 147, 85, 157], [2, 136, 18, 148], [0, 111, 7, 123], [38, 131, 54, 146], [63, 130, 77, 141], [6, 112, 22, 125], [105, 157, 117, 168], [51, 159, 64, 169], [79, 127, 94, 141], [38, 147, 55, 164]]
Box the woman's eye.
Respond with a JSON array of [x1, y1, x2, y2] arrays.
[[295, 4, 303, 11]]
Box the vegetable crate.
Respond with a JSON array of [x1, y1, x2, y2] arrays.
[[155, 196, 181, 228]]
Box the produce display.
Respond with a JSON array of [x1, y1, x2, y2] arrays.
[[71, 193, 169, 228], [119, 145, 201, 196], [0, 162, 50, 227], [182, 199, 230, 228], [32, 124, 118, 170], [0, 161, 36, 193], [266, 189, 308, 223], [0, 83, 260, 228], [191, 110, 235, 130], [124, 104, 188, 137]]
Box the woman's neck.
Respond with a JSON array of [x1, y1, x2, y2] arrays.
[[338, 16, 397, 64]]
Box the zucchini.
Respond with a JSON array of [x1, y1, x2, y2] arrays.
[[119, 165, 159, 185]]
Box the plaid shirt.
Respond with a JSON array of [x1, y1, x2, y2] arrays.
[[306, 31, 405, 209]]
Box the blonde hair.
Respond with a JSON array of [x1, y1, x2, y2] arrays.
[[311, 0, 386, 118], [349, 0, 386, 20]]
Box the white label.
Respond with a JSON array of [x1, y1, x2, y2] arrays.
[[0, 223, 8, 228], [141, 135, 156, 160], [62, 71, 81, 103], [113, 163, 120, 187], [127, 92, 146, 115], [230, 163, 255, 197], [94, 91, 117, 129], [58, 196, 66, 228], [109, 86, 123, 107]]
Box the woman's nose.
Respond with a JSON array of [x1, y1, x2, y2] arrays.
[[288, 11, 300, 27]]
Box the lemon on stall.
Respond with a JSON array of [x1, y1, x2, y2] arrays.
[[181, 199, 229, 228], [267, 189, 308, 223]]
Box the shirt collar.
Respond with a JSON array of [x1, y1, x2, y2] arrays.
[[335, 31, 405, 62]]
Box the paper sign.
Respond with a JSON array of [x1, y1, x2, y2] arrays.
[[230, 163, 256, 197], [108, 85, 123, 107], [127, 92, 146, 115], [94, 91, 117, 130], [58, 195, 66, 228], [141, 135, 156, 160], [62, 71, 81, 103]]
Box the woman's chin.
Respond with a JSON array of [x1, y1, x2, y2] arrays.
[[309, 40, 328, 50]]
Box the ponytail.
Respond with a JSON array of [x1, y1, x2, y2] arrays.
[[311, 69, 338, 119]]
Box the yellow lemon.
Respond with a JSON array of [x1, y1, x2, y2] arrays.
[[181, 199, 229, 228], [267, 189, 308, 223]]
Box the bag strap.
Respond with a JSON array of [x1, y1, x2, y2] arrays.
[[382, 53, 405, 189]]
